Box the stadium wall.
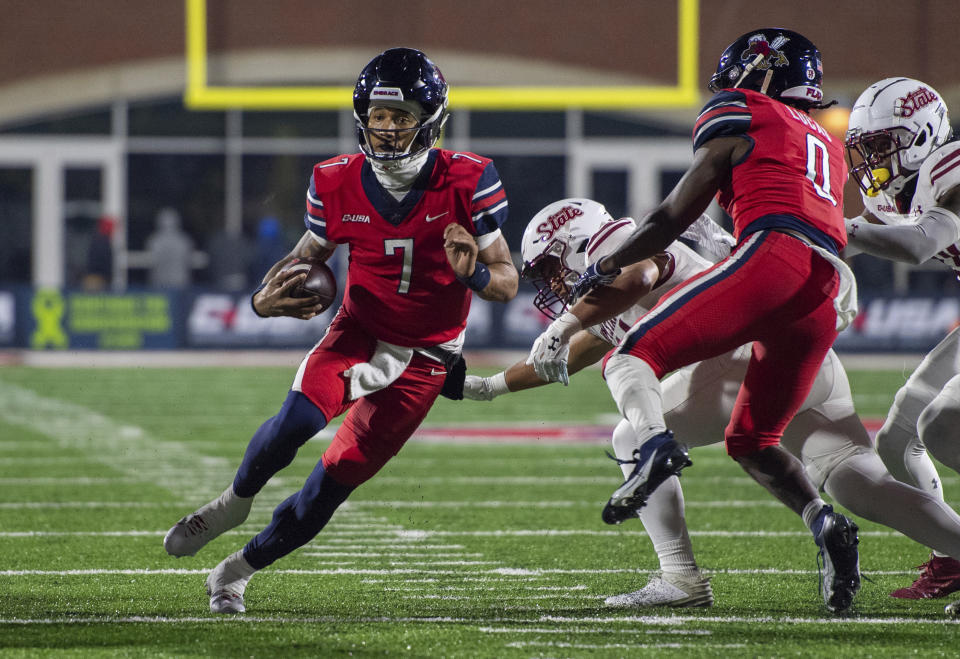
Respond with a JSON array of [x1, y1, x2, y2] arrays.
[[1, 286, 955, 354]]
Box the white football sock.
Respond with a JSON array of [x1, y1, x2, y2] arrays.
[[639, 477, 700, 576], [802, 497, 828, 533]]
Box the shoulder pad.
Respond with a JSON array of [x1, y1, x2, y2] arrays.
[[311, 154, 360, 193]]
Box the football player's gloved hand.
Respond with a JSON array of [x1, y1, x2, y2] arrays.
[[570, 260, 621, 300], [525, 311, 582, 386], [462, 373, 510, 401]]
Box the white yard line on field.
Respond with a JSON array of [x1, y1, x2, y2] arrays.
[[505, 641, 748, 650], [0, 612, 955, 626], [0, 528, 909, 538], [0, 567, 919, 577]]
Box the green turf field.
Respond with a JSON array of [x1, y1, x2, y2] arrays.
[[1, 364, 957, 657]]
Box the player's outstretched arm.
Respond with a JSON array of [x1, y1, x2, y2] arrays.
[[464, 330, 612, 400], [846, 187, 960, 265], [444, 225, 518, 303], [527, 258, 661, 384], [596, 137, 742, 275]]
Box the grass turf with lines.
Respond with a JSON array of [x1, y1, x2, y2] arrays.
[[0, 364, 957, 657]]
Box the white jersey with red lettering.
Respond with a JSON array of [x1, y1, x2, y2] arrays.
[[863, 140, 960, 274], [583, 217, 713, 346]]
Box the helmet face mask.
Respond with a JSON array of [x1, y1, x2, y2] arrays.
[[354, 48, 449, 163], [845, 77, 952, 197], [845, 126, 913, 197], [708, 28, 827, 110], [363, 106, 423, 160], [520, 199, 616, 319], [521, 241, 581, 320]]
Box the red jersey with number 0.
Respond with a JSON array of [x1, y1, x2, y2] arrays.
[[693, 89, 847, 250], [303, 149, 508, 347]]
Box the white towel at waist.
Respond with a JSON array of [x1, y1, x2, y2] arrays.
[[811, 246, 859, 332], [343, 340, 413, 400]]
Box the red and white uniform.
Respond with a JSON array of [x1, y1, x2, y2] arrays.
[[295, 148, 507, 484], [861, 140, 960, 486], [585, 218, 713, 345], [865, 141, 960, 274], [609, 89, 849, 457]]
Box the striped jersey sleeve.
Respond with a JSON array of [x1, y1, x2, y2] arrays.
[[925, 142, 960, 203], [302, 174, 331, 243], [585, 218, 637, 265], [471, 162, 509, 236], [692, 90, 752, 151]]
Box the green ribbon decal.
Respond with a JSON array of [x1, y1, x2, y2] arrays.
[[31, 289, 68, 349]]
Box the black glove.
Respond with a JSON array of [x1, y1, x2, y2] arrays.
[[440, 353, 467, 400]]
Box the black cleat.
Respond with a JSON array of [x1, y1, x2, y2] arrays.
[[815, 506, 861, 613], [601, 431, 691, 525]]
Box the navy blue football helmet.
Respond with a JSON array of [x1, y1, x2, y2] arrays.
[[353, 48, 449, 162], [708, 28, 830, 110]]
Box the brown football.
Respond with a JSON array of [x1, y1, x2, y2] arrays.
[[282, 257, 338, 310]]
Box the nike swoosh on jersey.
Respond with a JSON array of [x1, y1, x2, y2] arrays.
[[425, 212, 449, 222], [430, 369, 447, 376]]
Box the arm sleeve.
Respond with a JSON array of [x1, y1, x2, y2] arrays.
[[846, 208, 960, 265]]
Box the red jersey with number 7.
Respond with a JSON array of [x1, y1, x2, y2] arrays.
[[693, 88, 847, 251], [303, 149, 508, 347]]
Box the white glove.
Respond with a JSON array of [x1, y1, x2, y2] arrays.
[[525, 311, 582, 385], [462, 372, 510, 401]]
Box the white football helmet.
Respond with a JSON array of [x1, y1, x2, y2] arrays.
[[846, 77, 951, 197], [520, 198, 615, 318]]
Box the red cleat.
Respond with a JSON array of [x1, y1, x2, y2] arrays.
[[891, 555, 960, 599]]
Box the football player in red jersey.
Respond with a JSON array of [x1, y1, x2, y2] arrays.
[[563, 29, 861, 613], [162, 48, 518, 613]]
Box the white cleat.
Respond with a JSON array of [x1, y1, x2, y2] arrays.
[[604, 571, 714, 608], [164, 487, 253, 557], [205, 550, 256, 614]]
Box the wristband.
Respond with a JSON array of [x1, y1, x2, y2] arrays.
[[487, 371, 511, 398], [550, 311, 583, 341], [458, 262, 491, 292], [251, 282, 268, 318]]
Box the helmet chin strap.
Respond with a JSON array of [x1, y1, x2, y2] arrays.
[[733, 53, 766, 89], [759, 69, 774, 95]]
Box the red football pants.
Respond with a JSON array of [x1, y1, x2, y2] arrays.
[[293, 310, 445, 486], [608, 230, 840, 457]]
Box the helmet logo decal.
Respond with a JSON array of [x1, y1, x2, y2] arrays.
[[740, 34, 790, 70], [370, 86, 405, 101], [895, 87, 939, 118], [536, 205, 584, 241]]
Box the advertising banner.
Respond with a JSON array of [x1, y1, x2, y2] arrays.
[[7, 287, 958, 354]]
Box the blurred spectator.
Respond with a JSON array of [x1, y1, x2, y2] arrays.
[[250, 216, 289, 281], [146, 207, 194, 289], [82, 215, 115, 291], [207, 228, 252, 291]]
